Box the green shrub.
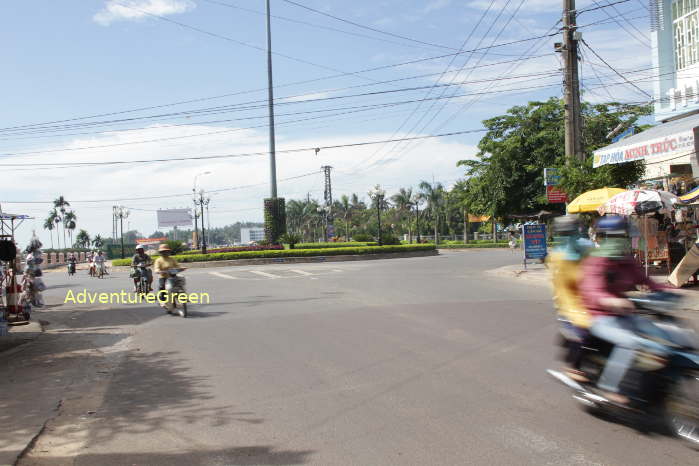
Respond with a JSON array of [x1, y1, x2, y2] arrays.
[[351, 233, 374, 242], [165, 240, 185, 255], [280, 232, 301, 249], [295, 241, 376, 249], [439, 243, 511, 249], [380, 234, 401, 245], [112, 244, 435, 266]]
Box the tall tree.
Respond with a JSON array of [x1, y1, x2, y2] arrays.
[[92, 234, 104, 248], [75, 229, 90, 248], [63, 211, 77, 246], [418, 181, 445, 244], [391, 188, 413, 242], [457, 98, 649, 219], [53, 196, 70, 248], [43, 217, 55, 249]]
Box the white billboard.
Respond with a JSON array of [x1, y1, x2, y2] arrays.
[[157, 209, 192, 228]]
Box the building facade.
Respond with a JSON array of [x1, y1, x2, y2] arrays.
[[240, 227, 265, 244]]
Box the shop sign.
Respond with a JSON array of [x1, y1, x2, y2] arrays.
[[546, 185, 568, 203], [593, 130, 694, 168], [522, 224, 547, 261]]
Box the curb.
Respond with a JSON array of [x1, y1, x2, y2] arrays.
[[113, 249, 439, 270]]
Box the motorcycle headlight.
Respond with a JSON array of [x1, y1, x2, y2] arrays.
[[165, 281, 174, 291]]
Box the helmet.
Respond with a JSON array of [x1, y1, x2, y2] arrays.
[[596, 216, 628, 236], [552, 215, 580, 235], [135, 245, 144, 251]]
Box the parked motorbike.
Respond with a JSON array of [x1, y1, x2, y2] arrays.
[[133, 265, 150, 294], [548, 291, 699, 446], [159, 268, 187, 317]]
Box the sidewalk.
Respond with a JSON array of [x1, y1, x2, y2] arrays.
[[486, 262, 699, 311]]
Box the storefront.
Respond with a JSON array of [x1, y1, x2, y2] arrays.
[[593, 111, 699, 193]]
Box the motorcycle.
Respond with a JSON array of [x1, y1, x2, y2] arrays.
[[548, 292, 699, 446], [96, 261, 106, 279], [67, 261, 76, 276], [133, 265, 150, 294], [158, 268, 187, 318]]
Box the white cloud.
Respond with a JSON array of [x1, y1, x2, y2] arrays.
[[1, 124, 476, 246], [424, 0, 452, 13], [94, 0, 196, 26]]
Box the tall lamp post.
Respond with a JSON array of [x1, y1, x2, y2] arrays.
[[194, 190, 211, 254], [368, 185, 385, 246], [192, 171, 211, 249], [115, 206, 130, 259]]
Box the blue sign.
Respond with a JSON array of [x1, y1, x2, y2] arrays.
[[611, 127, 635, 143], [522, 224, 547, 260]]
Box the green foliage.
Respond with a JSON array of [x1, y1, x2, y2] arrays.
[[380, 234, 401, 245], [280, 232, 301, 248], [105, 244, 136, 259], [438, 243, 512, 249], [165, 240, 185, 254], [351, 233, 374, 242], [264, 198, 287, 243], [456, 98, 651, 218], [112, 244, 436, 265], [295, 242, 377, 249]]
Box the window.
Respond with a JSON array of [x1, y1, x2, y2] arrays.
[[673, 0, 699, 69]]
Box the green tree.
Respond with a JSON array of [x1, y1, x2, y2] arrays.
[[457, 98, 650, 219], [43, 216, 55, 249], [418, 181, 445, 244], [391, 187, 414, 242], [75, 229, 91, 248], [92, 234, 104, 248], [63, 211, 77, 246], [53, 196, 70, 249]]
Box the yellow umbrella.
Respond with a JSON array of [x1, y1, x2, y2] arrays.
[[566, 187, 626, 213]]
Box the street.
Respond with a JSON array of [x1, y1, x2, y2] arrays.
[[2, 250, 694, 465]]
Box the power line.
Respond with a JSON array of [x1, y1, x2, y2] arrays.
[[586, 0, 650, 48], [581, 38, 652, 98]]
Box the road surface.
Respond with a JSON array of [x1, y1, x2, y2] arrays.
[[18, 250, 699, 465]]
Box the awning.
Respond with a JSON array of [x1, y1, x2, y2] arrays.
[[679, 185, 699, 203], [593, 113, 699, 168]]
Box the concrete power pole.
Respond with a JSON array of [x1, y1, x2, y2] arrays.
[[266, 0, 278, 197], [322, 165, 333, 240], [562, 0, 583, 161]]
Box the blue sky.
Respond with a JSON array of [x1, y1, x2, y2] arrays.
[[0, 0, 652, 245]]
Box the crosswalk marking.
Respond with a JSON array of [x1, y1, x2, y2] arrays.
[[250, 270, 282, 279], [209, 272, 238, 280], [290, 269, 313, 276]]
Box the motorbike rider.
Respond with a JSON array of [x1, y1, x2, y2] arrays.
[[67, 253, 77, 273], [93, 250, 106, 276], [546, 215, 594, 382], [579, 216, 670, 404], [153, 244, 181, 292], [131, 245, 153, 292]]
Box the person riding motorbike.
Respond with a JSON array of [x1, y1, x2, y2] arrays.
[[67, 253, 77, 275], [153, 244, 181, 293], [93, 250, 106, 276], [131, 245, 153, 292], [546, 215, 594, 382], [579, 216, 671, 404]]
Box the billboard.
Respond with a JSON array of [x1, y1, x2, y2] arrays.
[[156, 209, 192, 228], [522, 224, 547, 260]]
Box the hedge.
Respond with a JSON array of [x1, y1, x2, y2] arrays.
[[293, 242, 377, 249], [439, 243, 512, 249], [179, 245, 284, 255], [112, 244, 435, 266]]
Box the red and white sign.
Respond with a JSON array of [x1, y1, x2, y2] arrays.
[[136, 237, 167, 246], [546, 185, 568, 203], [593, 129, 694, 168]]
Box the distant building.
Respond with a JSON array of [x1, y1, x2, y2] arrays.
[[240, 227, 265, 244]]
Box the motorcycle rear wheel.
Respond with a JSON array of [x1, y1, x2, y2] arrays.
[[666, 373, 699, 447]]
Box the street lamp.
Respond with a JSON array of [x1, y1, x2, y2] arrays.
[[368, 184, 386, 246], [115, 206, 130, 259], [192, 171, 211, 249], [194, 190, 211, 254]]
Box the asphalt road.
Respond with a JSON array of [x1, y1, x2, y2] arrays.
[[23, 250, 699, 465]]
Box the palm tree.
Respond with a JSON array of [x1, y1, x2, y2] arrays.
[[53, 196, 70, 248], [391, 187, 413, 242], [63, 211, 77, 247], [43, 217, 55, 249], [93, 234, 104, 249], [418, 181, 445, 244], [334, 195, 352, 240], [75, 229, 90, 248]]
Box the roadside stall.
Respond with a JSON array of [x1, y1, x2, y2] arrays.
[[598, 190, 678, 276], [666, 187, 699, 286], [0, 213, 34, 326], [566, 187, 626, 214]]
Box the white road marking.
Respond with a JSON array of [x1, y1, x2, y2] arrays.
[[290, 269, 313, 276], [250, 270, 282, 279], [209, 272, 238, 280]]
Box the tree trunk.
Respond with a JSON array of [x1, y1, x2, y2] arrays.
[[463, 208, 469, 244], [434, 211, 439, 245], [492, 217, 497, 243]]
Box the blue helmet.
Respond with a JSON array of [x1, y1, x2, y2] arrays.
[[596, 216, 628, 236]]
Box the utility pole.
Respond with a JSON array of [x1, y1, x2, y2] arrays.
[[561, 0, 583, 161], [322, 165, 333, 240], [266, 0, 278, 198], [194, 190, 210, 254]]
